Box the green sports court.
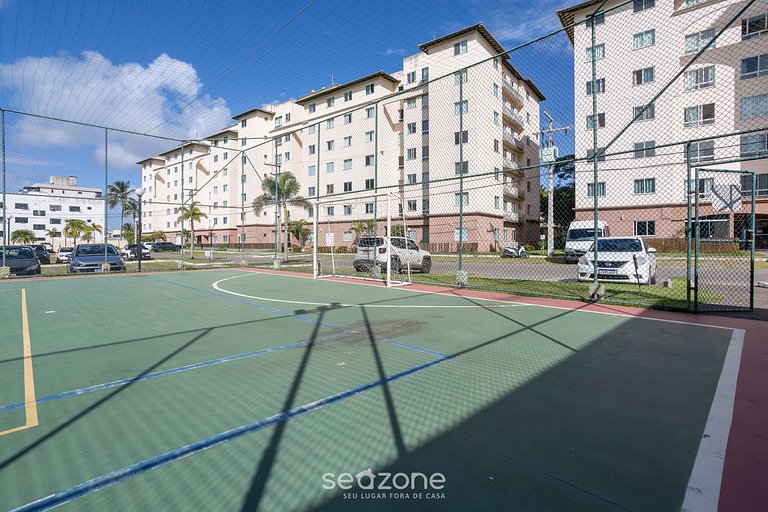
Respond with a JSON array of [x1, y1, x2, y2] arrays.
[[0, 269, 763, 511]]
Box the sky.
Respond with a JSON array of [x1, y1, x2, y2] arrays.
[[0, 0, 576, 192]]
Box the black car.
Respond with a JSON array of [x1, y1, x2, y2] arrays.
[[0, 246, 41, 276], [33, 245, 51, 265], [152, 242, 180, 252]]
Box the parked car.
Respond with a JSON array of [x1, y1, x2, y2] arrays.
[[577, 237, 657, 285], [353, 236, 431, 274], [0, 246, 41, 276], [33, 245, 51, 265], [152, 241, 181, 252], [68, 244, 126, 273], [121, 244, 151, 260], [56, 247, 74, 263], [142, 242, 155, 251], [564, 220, 609, 263], [41, 242, 54, 253]]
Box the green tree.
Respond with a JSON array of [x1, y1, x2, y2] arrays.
[[252, 171, 311, 261], [390, 224, 405, 237], [289, 219, 311, 248], [107, 181, 132, 243], [81, 223, 103, 242], [177, 202, 207, 257], [121, 223, 135, 246], [350, 219, 376, 241], [46, 228, 61, 248], [11, 229, 36, 244], [64, 219, 88, 245], [540, 155, 575, 250]]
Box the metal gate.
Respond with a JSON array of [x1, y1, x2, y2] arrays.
[[688, 168, 756, 313]]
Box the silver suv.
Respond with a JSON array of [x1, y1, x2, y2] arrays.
[[353, 236, 432, 274]]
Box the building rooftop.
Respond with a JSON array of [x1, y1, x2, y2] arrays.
[[503, 61, 547, 101], [295, 71, 400, 105], [556, 0, 602, 44], [21, 183, 101, 193], [418, 23, 508, 58], [232, 107, 274, 120]]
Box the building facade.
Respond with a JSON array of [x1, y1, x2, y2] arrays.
[[558, 0, 768, 247], [140, 24, 545, 251], [1, 176, 106, 247]]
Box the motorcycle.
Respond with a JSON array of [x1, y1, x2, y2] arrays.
[[501, 243, 529, 258]]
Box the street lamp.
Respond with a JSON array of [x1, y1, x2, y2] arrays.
[[135, 188, 144, 272]]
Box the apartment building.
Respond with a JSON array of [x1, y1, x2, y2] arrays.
[[0, 176, 105, 246], [558, 0, 768, 246], [140, 23, 545, 250]]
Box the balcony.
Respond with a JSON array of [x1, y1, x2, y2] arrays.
[[503, 158, 524, 176], [502, 105, 525, 132], [502, 80, 524, 108], [503, 184, 525, 199], [503, 211, 525, 223], [503, 131, 525, 152]]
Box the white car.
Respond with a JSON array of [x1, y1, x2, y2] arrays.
[[577, 237, 657, 285], [353, 236, 432, 274]]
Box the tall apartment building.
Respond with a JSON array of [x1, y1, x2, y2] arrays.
[[140, 24, 544, 250], [558, 0, 768, 246], [1, 176, 105, 246]]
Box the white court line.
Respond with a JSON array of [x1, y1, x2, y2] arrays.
[[681, 328, 744, 512], [211, 273, 526, 309]]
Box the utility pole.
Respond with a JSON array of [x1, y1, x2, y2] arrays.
[[538, 111, 569, 257]]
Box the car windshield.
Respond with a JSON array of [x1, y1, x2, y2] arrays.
[[593, 239, 642, 252], [0, 248, 35, 259], [76, 245, 118, 256], [59, 247, 73, 252], [567, 228, 602, 241], [358, 237, 384, 247]]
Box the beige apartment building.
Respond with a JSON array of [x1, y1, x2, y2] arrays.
[[139, 24, 545, 251], [558, 0, 768, 247]]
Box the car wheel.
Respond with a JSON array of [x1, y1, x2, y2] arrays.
[[421, 256, 432, 274], [650, 272, 657, 285]]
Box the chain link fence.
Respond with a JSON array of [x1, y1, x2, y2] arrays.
[[2, 0, 766, 312]]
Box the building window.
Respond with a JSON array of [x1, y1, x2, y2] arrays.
[[285, 113, 291, 123], [365, 179, 375, 190], [454, 100, 468, 115], [587, 148, 606, 162], [633, 0, 655, 12], [326, 184, 334, 195], [326, 118, 335, 129], [633, 103, 655, 121], [453, 40, 468, 55], [309, 103, 317, 113], [633, 29, 656, 49], [344, 205, 352, 217], [365, 203, 374, 213], [365, 154, 375, 166], [343, 113, 352, 124], [326, 140, 335, 151], [407, 71, 416, 83], [454, 161, 469, 175], [50, 218, 61, 225], [453, 69, 468, 85], [422, 95, 429, 108], [454, 227, 469, 241], [741, 54, 768, 79], [742, 13, 768, 40], [241, 118, 247, 128], [365, 84, 375, 95], [740, 133, 768, 157], [69, 206, 81, 212], [633, 140, 656, 158], [685, 29, 716, 54], [688, 140, 715, 162], [421, 67, 429, 82], [454, 192, 469, 206], [741, 94, 768, 119], [326, 97, 335, 107], [634, 220, 656, 236], [586, 43, 605, 61], [308, 165, 316, 176], [422, 146, 429, 160], [308, 124, 316, 135], [407, 122, 417, 134], [586, 12, 604, 27], [274, 116, 283, 128], [586, 78, 605, 95], [326, 206, 334, 216], [494, 139, 500, 153], [684, 66, 715, 90], [344, 181, 353, 192], [407, 148, 417, 160], [308, 186, 316, 196], [587, 182, 606, 197], [366, 106, 375, 118], [454, 131, 469, 144], [344, 91, 352, 102], [406, 98, 417, 109], [422, 120, 429, 133], [406, 173, 417, 185], [341, 158, 351, 170], [493, 83, 499, 97], [632, 67, 654, 85], [308, 145, 316, 155], [586, 113, 605, 129], [493, 111, 500, 125], [326, 162, 335, 173], [634, 178, 656, 194], [684, 103, 715, 126]]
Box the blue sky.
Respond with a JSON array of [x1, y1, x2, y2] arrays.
[[0, 0, 575, 191]]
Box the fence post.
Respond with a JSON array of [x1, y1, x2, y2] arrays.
[[1, 109, 6, 269], [458, 69, 465, 272], [589, 7, 600, 285], [685, 141, 693, 312], [104, 128, 109, 267]]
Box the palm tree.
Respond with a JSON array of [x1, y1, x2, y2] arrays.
[[177, 202, 207, 257], [84, 223, 103, 242], [124, 197, 139, 244], [11, 229, 36, 244], [64, 219, 88, 245], [122, 223, 135, 246], [107, 181, 132, 242], [288, 219, 311, 249], [252, 171, 312, 261], [350, 219, 376, 242], [46, 228, 61, 249]]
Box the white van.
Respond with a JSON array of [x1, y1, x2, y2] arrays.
[[564, 220, 609, 263]]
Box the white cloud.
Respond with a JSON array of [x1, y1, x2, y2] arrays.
[[0, 50, 232, 147], [383, 48, 406, 56]]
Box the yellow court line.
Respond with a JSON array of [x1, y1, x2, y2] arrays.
[[0, 288, 38, 437]]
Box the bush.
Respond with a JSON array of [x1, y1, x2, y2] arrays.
[[336, 246, 349, 253], [292, 245, 303, 253], [524, 244, 538, 252], [216, 244, 227, 251]]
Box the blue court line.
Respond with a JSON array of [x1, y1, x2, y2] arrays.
[[153, 275, 449, 359], [12, 353, 454, 512], [0, 331, 353, 414]]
